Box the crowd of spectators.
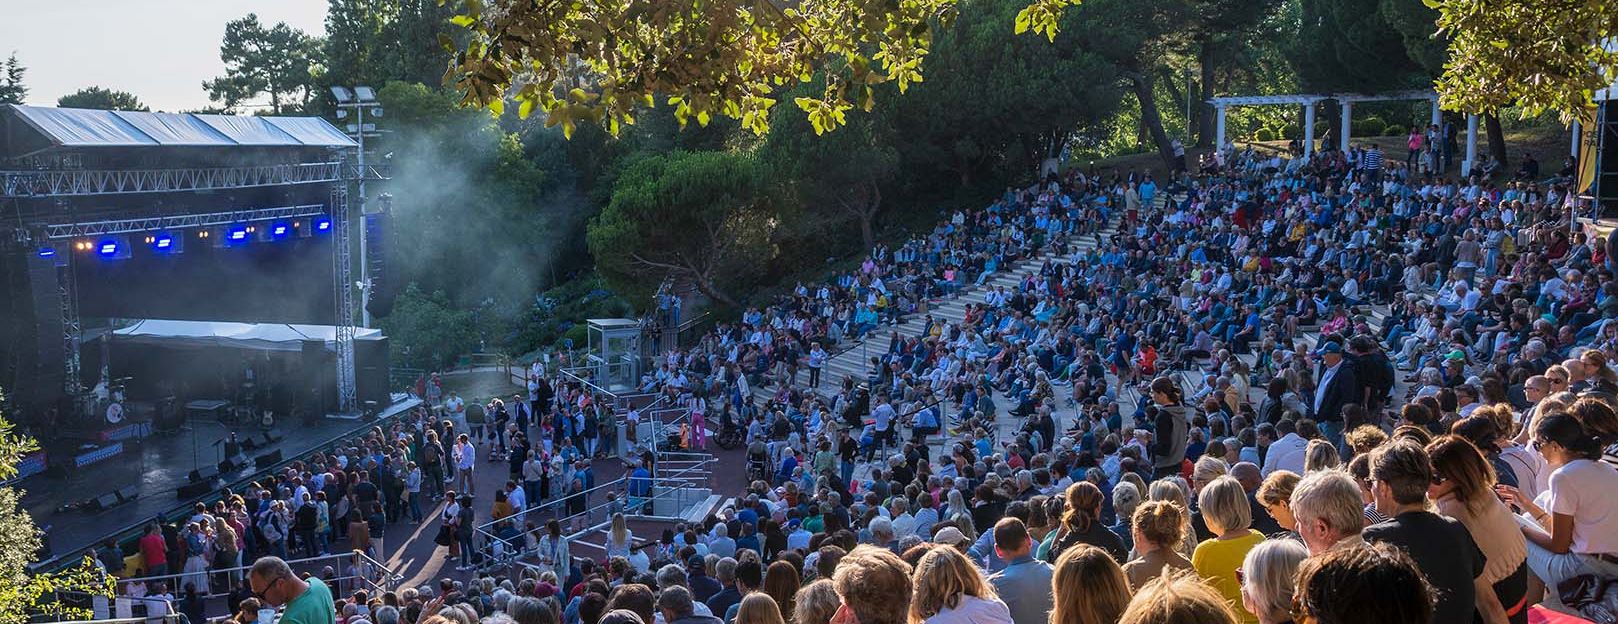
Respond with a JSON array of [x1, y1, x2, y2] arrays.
[[110, 134, 1618, 624]]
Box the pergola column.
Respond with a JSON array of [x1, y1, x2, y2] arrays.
[[1430, 98, 1441, 127], [1215, 105, 1227, 151], [1339, 100, 1353, 153], [1464, 113, 1479, 173], [1303, 102, 1316, 157]]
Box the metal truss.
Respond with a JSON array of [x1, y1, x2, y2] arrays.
[[42, 204, 327, 239], [330, 185, 357, 413], [0, 162, 343, 197], [59, 257, 82, 396]]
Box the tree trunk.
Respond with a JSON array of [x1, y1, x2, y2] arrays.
[[1130, 72, 1177, 170], [692, 274, 737, 309], [1197, 39, 1218, 148], [1485, 112, 1508, 170]]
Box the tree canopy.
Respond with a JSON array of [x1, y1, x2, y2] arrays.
[[204, 14, 320, 114], [56, 86, 148, 111], [0, 391, 112, 624], [443, 0, 1085, 138], [0, 54, 25, 105], [587, 150, 778, 307], [1428, 0, 1618, 119]]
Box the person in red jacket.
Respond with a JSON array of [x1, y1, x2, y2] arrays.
[[138, 523, 169, 576]]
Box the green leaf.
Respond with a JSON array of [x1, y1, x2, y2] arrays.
[[1014, 8, 1032, 34], [450, 14, 477, 27], [488, 98, 505, 118], [518, 98, 534, 119]]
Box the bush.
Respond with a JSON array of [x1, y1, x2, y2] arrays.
[[1280, 124, 1301, 140], [1352, 118, 1386, 137], [1253, 128, 1277, 142], [1383, 124, 1407, 137]]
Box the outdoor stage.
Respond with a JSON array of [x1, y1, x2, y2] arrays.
[[23, 395, 421, 567]]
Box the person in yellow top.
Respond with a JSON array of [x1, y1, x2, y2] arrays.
[[1191, 475, 1268, 624]]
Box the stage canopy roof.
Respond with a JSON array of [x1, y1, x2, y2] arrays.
[[113, 319, 382, 352], [2, 105, 356, 149]]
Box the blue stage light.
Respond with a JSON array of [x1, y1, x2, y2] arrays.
[[154, 232, 174, 250], [98, 241, 119, 257], [37, 247, 55, 258], [314, 216, 332, 232], [228, 225, 250, 241], [271, 223, 290, 237]]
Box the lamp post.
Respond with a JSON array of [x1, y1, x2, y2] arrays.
[[331, 86, 384, 328]]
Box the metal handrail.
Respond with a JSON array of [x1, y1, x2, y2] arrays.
[[109, 551, 402, 599]]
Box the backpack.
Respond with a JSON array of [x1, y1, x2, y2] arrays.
[[257, 512, 284, 543]]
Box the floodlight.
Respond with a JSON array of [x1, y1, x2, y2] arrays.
[[331, 86, 355, 103], [336, 109, 349, 119], [354, 86, 376, 102]]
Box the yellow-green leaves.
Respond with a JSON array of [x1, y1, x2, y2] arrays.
[[1430, 0, 1618, 121], [1013, 0, 1079, 41], [446, 0, 1073, 137]]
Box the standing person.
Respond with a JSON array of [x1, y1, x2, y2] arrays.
[[404, 461, 423, 523], [454, 494, 476, 571], [139, 523, 169, 578], [439, 491, 462, 562], [806, 343, 828, 389], [420, 431, 445, 500], [453, 434, 476, 497], [1311, 342, 1359, 454], [248, 557, 335, 624], [1147, 377, 1190, 479], [987, 519, 1054, 624], [909, 545, 1014, 624], [1048, 545, 1130, 624], [1363, 440, 1491, 624]]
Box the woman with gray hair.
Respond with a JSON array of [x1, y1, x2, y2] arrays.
[[1109, 482, 1142, 553], [1238, 539, 1307, 624]]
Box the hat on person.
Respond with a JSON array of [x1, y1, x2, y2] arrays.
[[686, 554, 705, 569], [1445, 350, 1467, 362], [932, 526, 967, 546], [1313, 342, 1343, 356]]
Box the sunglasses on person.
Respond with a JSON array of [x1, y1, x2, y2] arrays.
[[252, 576, 281, 602]]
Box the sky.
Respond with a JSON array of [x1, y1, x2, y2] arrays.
[[2, 1, 330, 113]]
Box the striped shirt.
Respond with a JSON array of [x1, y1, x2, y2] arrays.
[[1362, 149, 1385, 171]]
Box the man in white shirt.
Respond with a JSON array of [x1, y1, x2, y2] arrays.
[[1262, 419, 1310, 476]]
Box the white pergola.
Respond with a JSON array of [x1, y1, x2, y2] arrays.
[[1208, 90, 1486, 172]]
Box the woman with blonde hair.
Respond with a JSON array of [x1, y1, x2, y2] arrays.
[[1118, 574, 1238, 624], [1238, 539, 1307, 624], [1191, 476, 1265, 624], [606, 512, 633, 559], [1147, 479, 1199, 559], [1123, 500, 1192, 589], [1302, 439, 1339, 472], [791, 580, 840, 624], [908, 544, 1012, 624], [736, 593, 786, 624], [1050, 544, 1131, 624], [1253, 471, 1301, 539]]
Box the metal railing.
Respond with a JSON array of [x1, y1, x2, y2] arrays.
[[106, 551, 401, 601], [466, 457, 716, 571]]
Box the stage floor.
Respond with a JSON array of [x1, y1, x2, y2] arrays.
[[22, 398, 422, 565]]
